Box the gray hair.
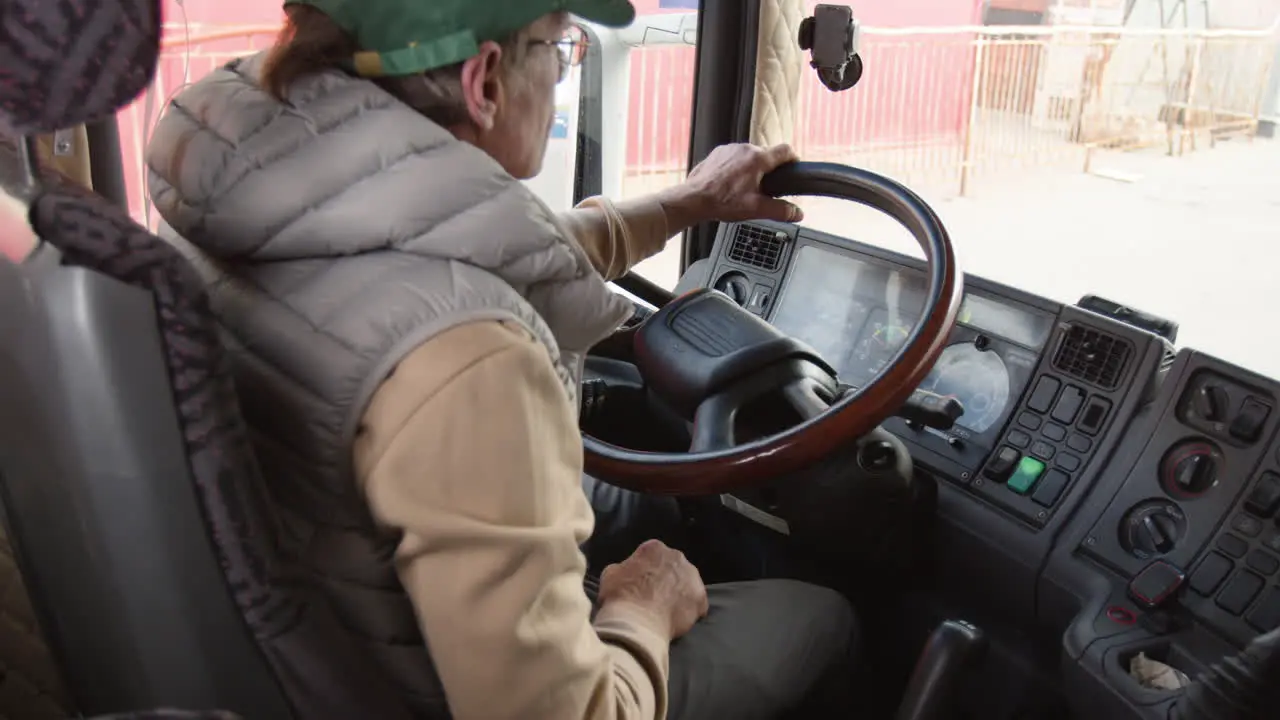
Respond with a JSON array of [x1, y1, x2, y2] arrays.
[[263, 5, 538, 129], [375, 28, 533, 127]]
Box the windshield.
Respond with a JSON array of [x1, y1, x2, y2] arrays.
[[119, 0, 1280, 378]]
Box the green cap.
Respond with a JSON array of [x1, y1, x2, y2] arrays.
[[284, 0, 636, 77]]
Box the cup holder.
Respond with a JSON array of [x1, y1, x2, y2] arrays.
[[1115, 643, 1197, 697]]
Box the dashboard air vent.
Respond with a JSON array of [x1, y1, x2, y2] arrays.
[[727, 224, 786, 271], [1052, 324, 1131, 390]]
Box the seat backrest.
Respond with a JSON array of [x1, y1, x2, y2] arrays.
[[0, 193, 294, 716], [0, 2, 413, 718]]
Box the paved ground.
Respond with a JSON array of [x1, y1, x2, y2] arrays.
[[631, 135, 1280, 381]]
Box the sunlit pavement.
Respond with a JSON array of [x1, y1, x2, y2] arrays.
[[632, 136, 1280, 380]]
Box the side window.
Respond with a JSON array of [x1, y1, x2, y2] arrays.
[[117, 15, 279, 228], [118, 0, 702, 292], [119, 17, 584, 226], [576, 1, 699, 290], [522, 40, 587, 213]]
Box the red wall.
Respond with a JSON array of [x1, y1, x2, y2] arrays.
[[164, 0, 280, 24], [121, 1, 983, 219], [624, 0, 984, 170]]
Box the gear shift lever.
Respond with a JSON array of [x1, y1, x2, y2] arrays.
[[894, 620, 987, 720]]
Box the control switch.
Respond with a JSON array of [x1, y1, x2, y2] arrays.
[[896, 389, 964, 431], [1247, 588, 1280, 631], [1189, 553, 1233, 596], [984, 446, 1020, 482], [1051, 386, 1085, 425], [1007, 457, 1045, 495], [1026, 376, 1061, 413], [1128, 560, 1186, 610], [1216, 572, 1264, 616], [1244, 471, 1280, 518], [1194, 384, 1228, 421], [1229, 397, 1271, 443]]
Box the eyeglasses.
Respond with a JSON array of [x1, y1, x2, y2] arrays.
[[528, 25, 589, 82]]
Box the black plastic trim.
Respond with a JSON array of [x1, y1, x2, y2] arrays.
[[683, 0, 761, 272], [86, 117, 128, 210], [573, 23, 605, 204]]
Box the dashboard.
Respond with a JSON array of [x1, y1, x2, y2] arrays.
[[674, 219, 1280, 719]]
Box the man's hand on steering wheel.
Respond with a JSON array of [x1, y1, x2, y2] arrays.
[[657, 143, 807, 229], [584, 161, 962, 495]]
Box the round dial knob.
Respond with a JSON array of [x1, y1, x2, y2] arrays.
[[1192, 383, 1229, 422], [857, 439, 898, 472], [1120, 500, 1188, 559], [712, 272, 750, 306], [1160, 440, 1223, 499]]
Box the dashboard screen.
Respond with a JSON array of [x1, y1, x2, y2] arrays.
[[769, 243, 1053, 435]]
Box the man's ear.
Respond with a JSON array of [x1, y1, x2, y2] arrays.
[[459, 41, 507, 130]]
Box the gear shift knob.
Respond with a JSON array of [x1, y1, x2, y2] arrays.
[[1171, 626, 1280, 719], [894, 620, 988, 720]]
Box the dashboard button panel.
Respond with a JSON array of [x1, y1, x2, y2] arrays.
[[975, 323, 1130, 528], [1168, 398, 1280, 642], [1178, 370, 1275, 447]]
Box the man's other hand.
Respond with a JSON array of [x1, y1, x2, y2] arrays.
[[597, 539, 709, 640], [658, 143, 805, 229]]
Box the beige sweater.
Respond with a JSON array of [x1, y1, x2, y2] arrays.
[[352, 195, 676, 720]]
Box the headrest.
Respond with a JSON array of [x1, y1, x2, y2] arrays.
[[0, 0, 163, 134]]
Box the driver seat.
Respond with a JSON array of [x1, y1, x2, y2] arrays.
[[0, 1, 411, 718]]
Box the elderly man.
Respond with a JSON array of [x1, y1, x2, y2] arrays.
[[145, 1, 858, 718]]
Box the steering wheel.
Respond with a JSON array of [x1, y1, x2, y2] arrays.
[[583, 161, 962, 495]]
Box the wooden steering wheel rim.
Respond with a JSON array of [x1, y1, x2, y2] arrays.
[[583, 161, 963, 495]]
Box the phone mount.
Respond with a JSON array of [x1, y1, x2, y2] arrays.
[[798, 4, 863, 92]]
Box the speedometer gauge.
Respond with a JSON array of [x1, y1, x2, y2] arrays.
[[920, 343, 1012, 434], [851, 316, 911, 377]]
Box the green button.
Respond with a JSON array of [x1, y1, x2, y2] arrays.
[[1007, 457, 1046, 494]]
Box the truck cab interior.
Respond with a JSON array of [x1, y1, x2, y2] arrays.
[[1, 1, 1278, 719]]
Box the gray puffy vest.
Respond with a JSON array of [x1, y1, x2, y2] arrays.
[[146, 52, 633, 716]]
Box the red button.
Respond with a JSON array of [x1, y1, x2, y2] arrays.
[[1106, 606, 1136, 625]]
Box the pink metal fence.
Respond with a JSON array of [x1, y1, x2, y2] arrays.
[[118, 23, 980, 223]]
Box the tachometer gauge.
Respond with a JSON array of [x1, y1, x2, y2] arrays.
[[851, 317, 911, 377]]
